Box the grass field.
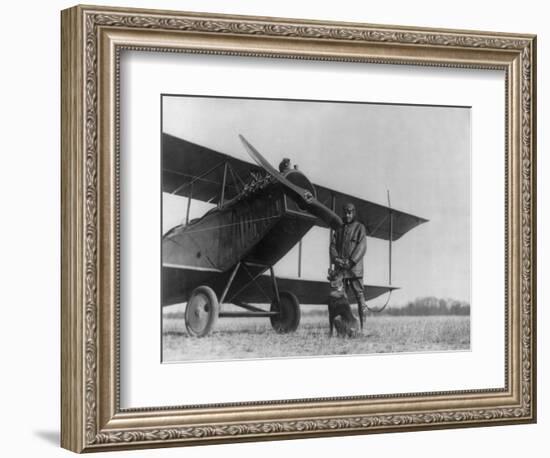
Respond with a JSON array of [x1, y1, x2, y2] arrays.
[[162, 304, 470, 362]]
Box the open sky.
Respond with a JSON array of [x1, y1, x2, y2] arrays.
[[162, 95, 471, 305]]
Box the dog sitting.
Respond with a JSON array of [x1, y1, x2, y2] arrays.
[[327, 268, 359, 337]]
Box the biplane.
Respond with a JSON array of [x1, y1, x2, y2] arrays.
[[162, 133, 428, 337]]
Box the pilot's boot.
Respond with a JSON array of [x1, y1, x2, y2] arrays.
[[356, 289, 367, 331]]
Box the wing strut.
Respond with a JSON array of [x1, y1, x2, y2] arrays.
[[181, 159, 245, 224], [298, 240, 303, 278], [364, 189, 394, 314], [388, 189, 393, 286], [185, 182, 193, 225], [220, 162, 228, 208]]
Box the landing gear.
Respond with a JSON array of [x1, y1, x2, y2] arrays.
[[184, 286, 219, 337], [270, 291, 301, 333], [183, 263, 301, 337]]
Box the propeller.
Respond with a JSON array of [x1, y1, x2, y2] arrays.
[[239, 134, 343, 230]]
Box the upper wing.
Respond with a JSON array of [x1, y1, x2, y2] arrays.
[[235, 275, 397, 304], [162, 133, 261, 204], [163, 133, 427, 239], [314, 185, 428, 241]]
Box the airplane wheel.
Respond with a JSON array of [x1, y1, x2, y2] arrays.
[[270, 291, 301, 333], [185, 286, 219, 337]]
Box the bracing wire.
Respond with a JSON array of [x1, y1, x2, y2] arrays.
[[363, 289, 393, 313]]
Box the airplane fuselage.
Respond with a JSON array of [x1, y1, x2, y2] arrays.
[[162, 171, 318, 305]]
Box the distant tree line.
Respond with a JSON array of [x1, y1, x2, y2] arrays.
[[378, 296, 470, 316]]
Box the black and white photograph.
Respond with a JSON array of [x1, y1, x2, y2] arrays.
[[161, 95, 471, 362], [2, 0, 543, 454]]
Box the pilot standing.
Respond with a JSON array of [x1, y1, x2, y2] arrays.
[[330, 202, 368, 330]]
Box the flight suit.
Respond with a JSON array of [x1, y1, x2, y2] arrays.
[[329, 219, 368, 328]]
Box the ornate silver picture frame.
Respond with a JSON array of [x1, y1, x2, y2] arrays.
[[61, 4, 536, 453]]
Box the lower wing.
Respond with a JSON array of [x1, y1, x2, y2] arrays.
[[234, 275, 397, 305], [162, 265, 396, 306]]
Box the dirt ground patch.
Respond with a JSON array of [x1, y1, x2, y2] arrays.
[[162, 305, 470, 362]]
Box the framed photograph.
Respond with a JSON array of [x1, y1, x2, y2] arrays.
[[61, 4, 536, 453]]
